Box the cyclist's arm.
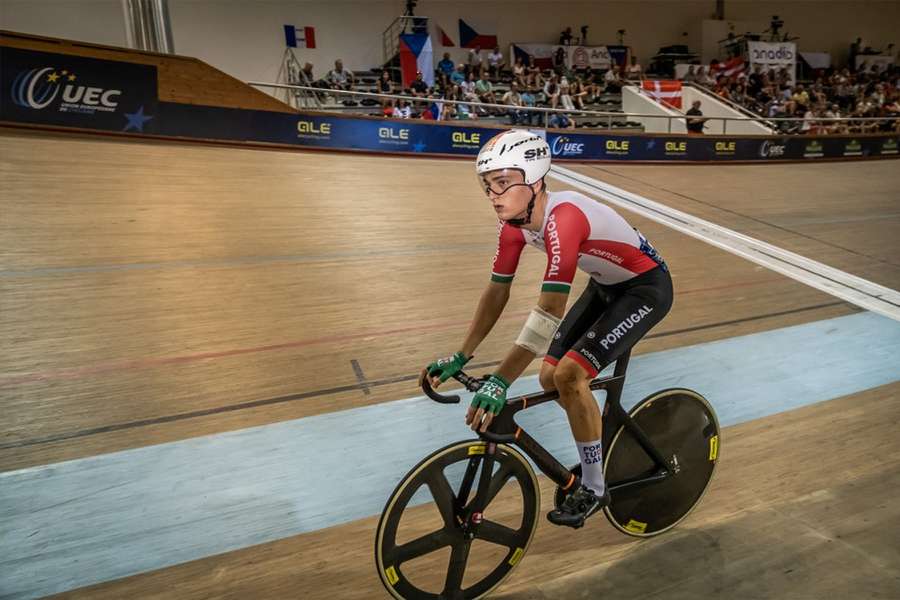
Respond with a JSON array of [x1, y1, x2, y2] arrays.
[[493, 290, 567, 382], [459, 221, 525, 357], [459, 281, 511, 356]]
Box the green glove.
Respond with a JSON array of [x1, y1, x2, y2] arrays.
[[426, 351, 470, 384], [471, 374, 510, 415]]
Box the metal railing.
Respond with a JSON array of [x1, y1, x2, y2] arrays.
[[249, 81, 900, 135]]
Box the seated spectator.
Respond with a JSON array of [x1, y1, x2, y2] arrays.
[[625, 56, 643, 80], [520, 87, 537, 125], [475, 71, 497, 105], [450, 63, 466, 85], [467, 45, 482, 76], [559, 27, 573, 46], [502, 81, 527, 124], [683, 65, 698, 83], [513, 57, 527, 87], [487, 46, 505, 79], [378, 70, 395, 108], [747, 65, 763, 96], [571, 76, 589, 109], [544, 74, 561, 108], [327, 59, 355, 91], [559, 76, 575, 110], [549, 111, 575, 129], [526, 56, 543, 87], [437, 53, 455, 78], [603, 66, 622, 93], [392, 98, 412, 119], [410, 72, 429, 97]]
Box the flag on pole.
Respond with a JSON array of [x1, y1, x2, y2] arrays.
[[642, 80, 683, 109], [437, 25, 455, 47], [284, 25, 316, 49], [399, 34, 434, 87]]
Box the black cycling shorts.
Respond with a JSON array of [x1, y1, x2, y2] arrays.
[[545, 266, 673, 377]]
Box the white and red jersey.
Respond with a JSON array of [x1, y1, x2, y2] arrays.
[[491, 190, 666, 292]]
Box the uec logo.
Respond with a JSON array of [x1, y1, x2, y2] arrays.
[[11, 67, 121, 110], [379, 127, 409, 140], [551, 136, 585, 156]]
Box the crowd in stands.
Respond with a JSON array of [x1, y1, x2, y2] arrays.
[[688, 61, 900, 134], [293, 44, 898, 133]]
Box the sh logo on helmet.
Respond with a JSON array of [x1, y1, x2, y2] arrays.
[[11, 67, 121, 111]]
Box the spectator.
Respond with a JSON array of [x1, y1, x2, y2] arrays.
[[502, 81, 526, 124], [685, 100, 707, 134], [544, 74, 561, 108], [378, 70, 394, 109], [526, 56, 543, 88], [520, 87, 537, 125], [392, 98, 412, 119], [571, 76, 589, 109], [437, 53, 455, 78], [625, 56, 643, 80], [451, 63, 466, 85], [683, 65, 698, 83], [475, 70, 497, 106], [298, 62, 317, 86], [559, 76, 575, 110], [410, 72, 429, 97], [747, 65, 763, 97], [487, 46, 505, 79], [327, 59, 355, 91], [549, 111, 575, 129], [559, 27, 574, 46], [603, 65, 622, 93], [513, 57, 527, 87], [467, 45, 482, 76]]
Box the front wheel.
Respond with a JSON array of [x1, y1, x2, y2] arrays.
[[375, 440, 540, 599]]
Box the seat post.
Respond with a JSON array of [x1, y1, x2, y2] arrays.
[[612, 349, 632, 378]]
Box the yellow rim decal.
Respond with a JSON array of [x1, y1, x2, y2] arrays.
[[509, 547, 525, 566], [468, 445, 486, 456], [709, 435, 719, 461], [385, 566, 399, 586], [624, 519, 647, 533]]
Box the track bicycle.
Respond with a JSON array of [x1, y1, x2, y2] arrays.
[[375, 349, 720, 599]]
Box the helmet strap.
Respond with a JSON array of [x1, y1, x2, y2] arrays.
[[505, 187, 536, 228]]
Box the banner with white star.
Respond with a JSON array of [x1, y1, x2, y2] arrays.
[[0, 47, 158, 133]]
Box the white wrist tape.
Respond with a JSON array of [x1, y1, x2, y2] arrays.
[[516, 307, 562, 354]]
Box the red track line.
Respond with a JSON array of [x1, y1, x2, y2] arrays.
[[0, 277, 778, 386]]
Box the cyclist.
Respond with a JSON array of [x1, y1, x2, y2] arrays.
[[420, 129, 673, 528]]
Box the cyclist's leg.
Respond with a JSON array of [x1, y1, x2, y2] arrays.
[[540, 278, 610, 391], [554, 267, 672, 498]]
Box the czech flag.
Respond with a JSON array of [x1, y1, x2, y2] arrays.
[[459, 19, 497, 49], [399, 34, 434, 88], [437, 25, 455, 47], [284, 25, 316, 49]]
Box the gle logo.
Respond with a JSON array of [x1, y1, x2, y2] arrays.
[[297, 120, 331, 135], [551, 136, 585, 156], [11, 67, 121, 110], [379, 127, 409, 140], [605, 140, 630, 153], [452, 131, 480, 145]]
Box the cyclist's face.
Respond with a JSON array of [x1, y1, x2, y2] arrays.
[[481, 169, 533, 220]]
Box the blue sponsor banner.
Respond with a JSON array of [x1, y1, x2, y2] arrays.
[[1, 46, 158, 133]]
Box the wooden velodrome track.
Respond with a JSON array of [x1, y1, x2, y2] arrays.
[[1, 128, 899, 599]]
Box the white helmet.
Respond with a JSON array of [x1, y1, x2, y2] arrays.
[[475, 129, 551, 184]]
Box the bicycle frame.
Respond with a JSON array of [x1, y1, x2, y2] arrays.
[[422, 349, 673, 514]]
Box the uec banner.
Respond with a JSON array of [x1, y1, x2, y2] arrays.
[[1, 46, 158, 133]]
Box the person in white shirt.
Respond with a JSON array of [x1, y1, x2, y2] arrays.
[[488, 46, 505, 79], [625, 56, 643, 80], [392, 99, 412, 119], [467, 46, 482, 77]]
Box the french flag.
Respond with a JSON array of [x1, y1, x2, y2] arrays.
[[422, 101, 443, 120], [399, 34, 434, 88], [284, 25, 316, 49]]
